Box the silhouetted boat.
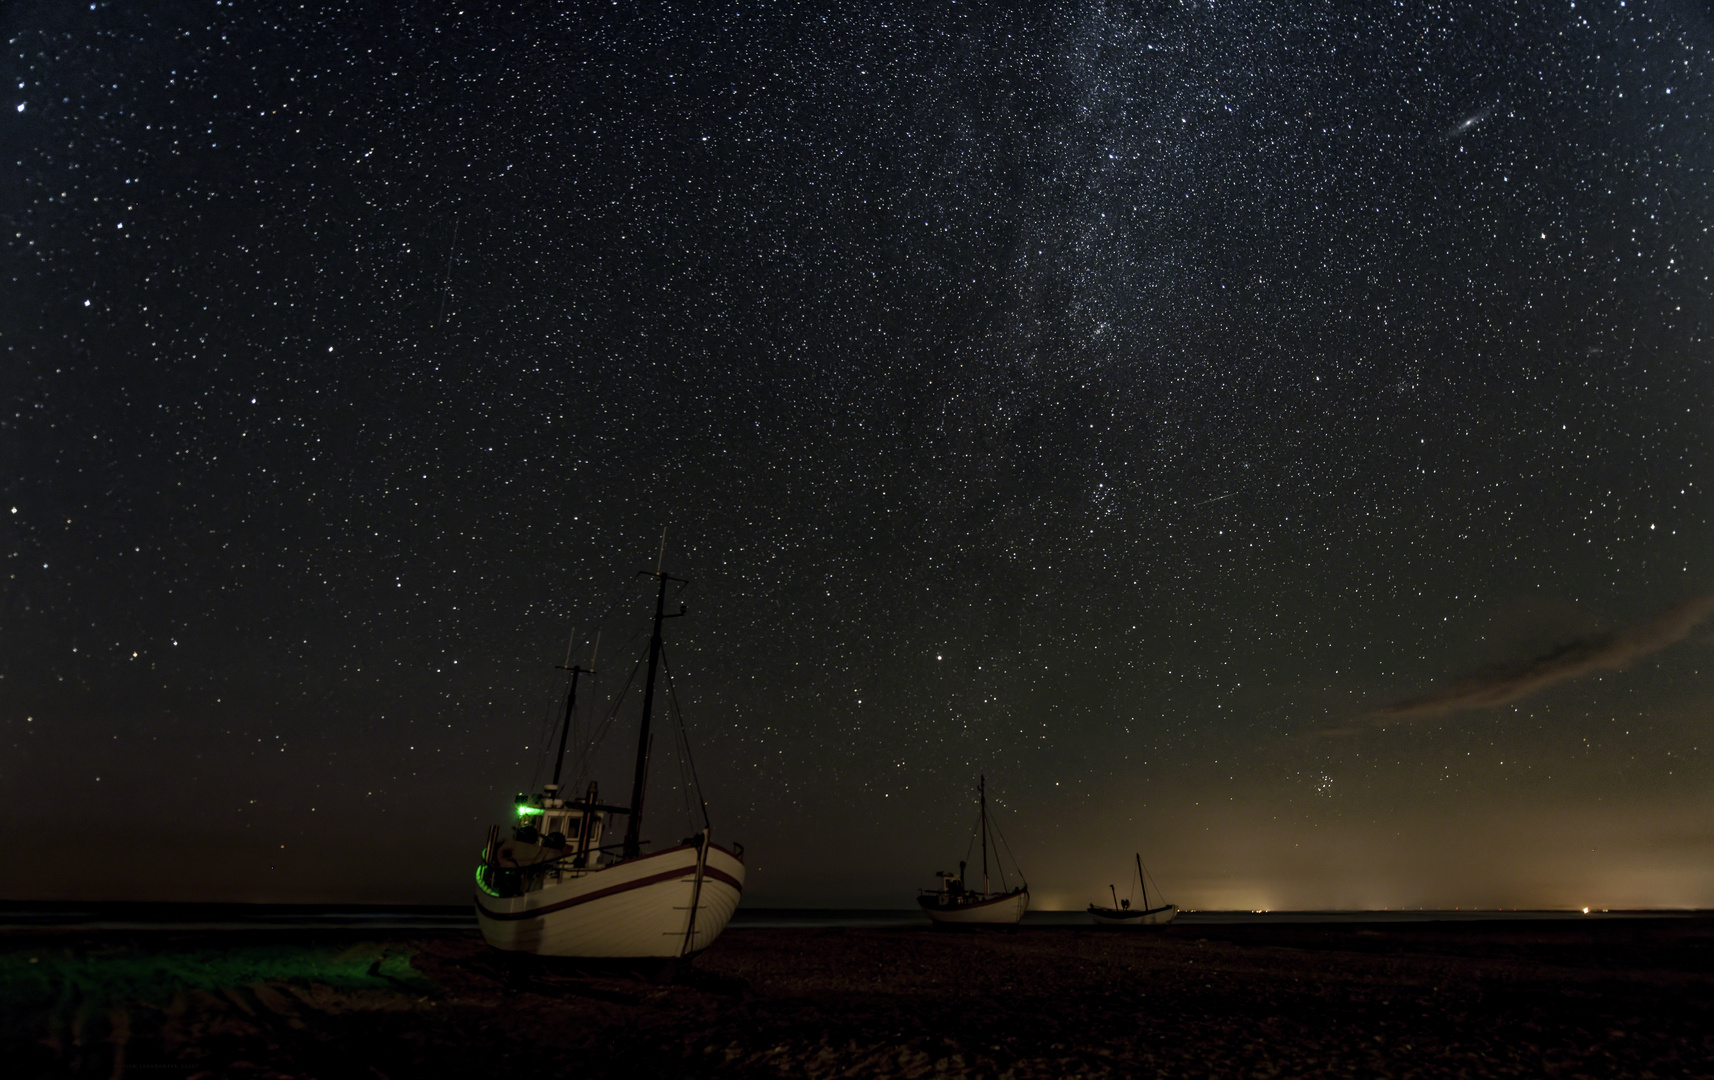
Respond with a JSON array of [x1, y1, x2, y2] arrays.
[[1087, 853, 1176, 927], [474, 562, 745, 957], [917, 775, 1029, 924]]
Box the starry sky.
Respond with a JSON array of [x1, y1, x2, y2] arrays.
[[4, 0, 1712, 911]]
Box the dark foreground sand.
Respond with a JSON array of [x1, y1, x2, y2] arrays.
[[3, 919, 1711, 1078]]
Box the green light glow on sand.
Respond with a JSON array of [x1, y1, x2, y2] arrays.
[[0, 939, 430, 1017]]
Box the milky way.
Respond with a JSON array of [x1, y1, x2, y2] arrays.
[[3, 1, 1712, 910]]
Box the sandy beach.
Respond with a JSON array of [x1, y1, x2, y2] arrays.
[[3, 917, 1710, 1078]]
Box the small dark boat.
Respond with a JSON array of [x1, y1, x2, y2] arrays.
[[1088, 853, 1176, 927], [917, 775, 1029, 925]]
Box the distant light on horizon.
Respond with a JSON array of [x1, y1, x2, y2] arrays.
[[3, 0, 1712, 912]]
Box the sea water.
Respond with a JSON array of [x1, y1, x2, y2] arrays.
[[1, 901, 1699, 931]]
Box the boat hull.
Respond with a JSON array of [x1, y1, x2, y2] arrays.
[[1088, 903, 1177, 927], [917, 888, 1029, 925], [475, 842, 745, 957]]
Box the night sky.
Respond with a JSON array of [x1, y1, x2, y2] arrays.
[[4, 1, 1712, 911]]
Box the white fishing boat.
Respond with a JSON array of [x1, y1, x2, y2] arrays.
[[917, 775, 1029, 925], [1087, 853, 1176, 927], [474, 563, 745, 958]]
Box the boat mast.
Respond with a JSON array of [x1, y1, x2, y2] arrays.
[[979, 774, 990, 896], [623, 566, 683, 860], [549, 661, 591, 789], [1136, 852, 1149, 912]]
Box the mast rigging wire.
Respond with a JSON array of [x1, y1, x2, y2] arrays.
[[660, 645, 712, 833]]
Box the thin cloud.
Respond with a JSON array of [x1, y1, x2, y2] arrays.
[[1364, 594, 1714, 723]]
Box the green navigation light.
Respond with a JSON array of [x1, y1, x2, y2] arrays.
[[515, 804, 544, 817]]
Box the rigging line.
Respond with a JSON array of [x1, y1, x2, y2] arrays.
[[674, 712, 697, 832], [525, 703, 553, 793], [567, 629, 601, 787], [514, 579, 647, 792], [524, 575, 652, 787], [672, 703, 697, 831], [961, 790, 980, 871], [560, 604, 650, 785], [676, 731, 696, 828], [659, 645, 710, 831], [567, 650, 643, 789], [988, 810, 1027, 888], [524, 685, 564, 795], [587, 573, 668, 645], [545, 628, 601, 790], [987, 811, 1009, 894], [657, 650, 695, 829], [609, 609, 652, 672], [1139, 857, 1169, 907], [525, 624, 583, 792], [569, 656, 637, 787]]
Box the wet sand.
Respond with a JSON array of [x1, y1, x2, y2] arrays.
[[3, 918, 1711, 1078]]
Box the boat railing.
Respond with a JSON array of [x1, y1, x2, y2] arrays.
[[484, 830, 727, 898], [504, 834, 696, 873]]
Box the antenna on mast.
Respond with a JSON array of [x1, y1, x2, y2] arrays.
[[550, 637, 595, 790], [656, 527, 668, 574]]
